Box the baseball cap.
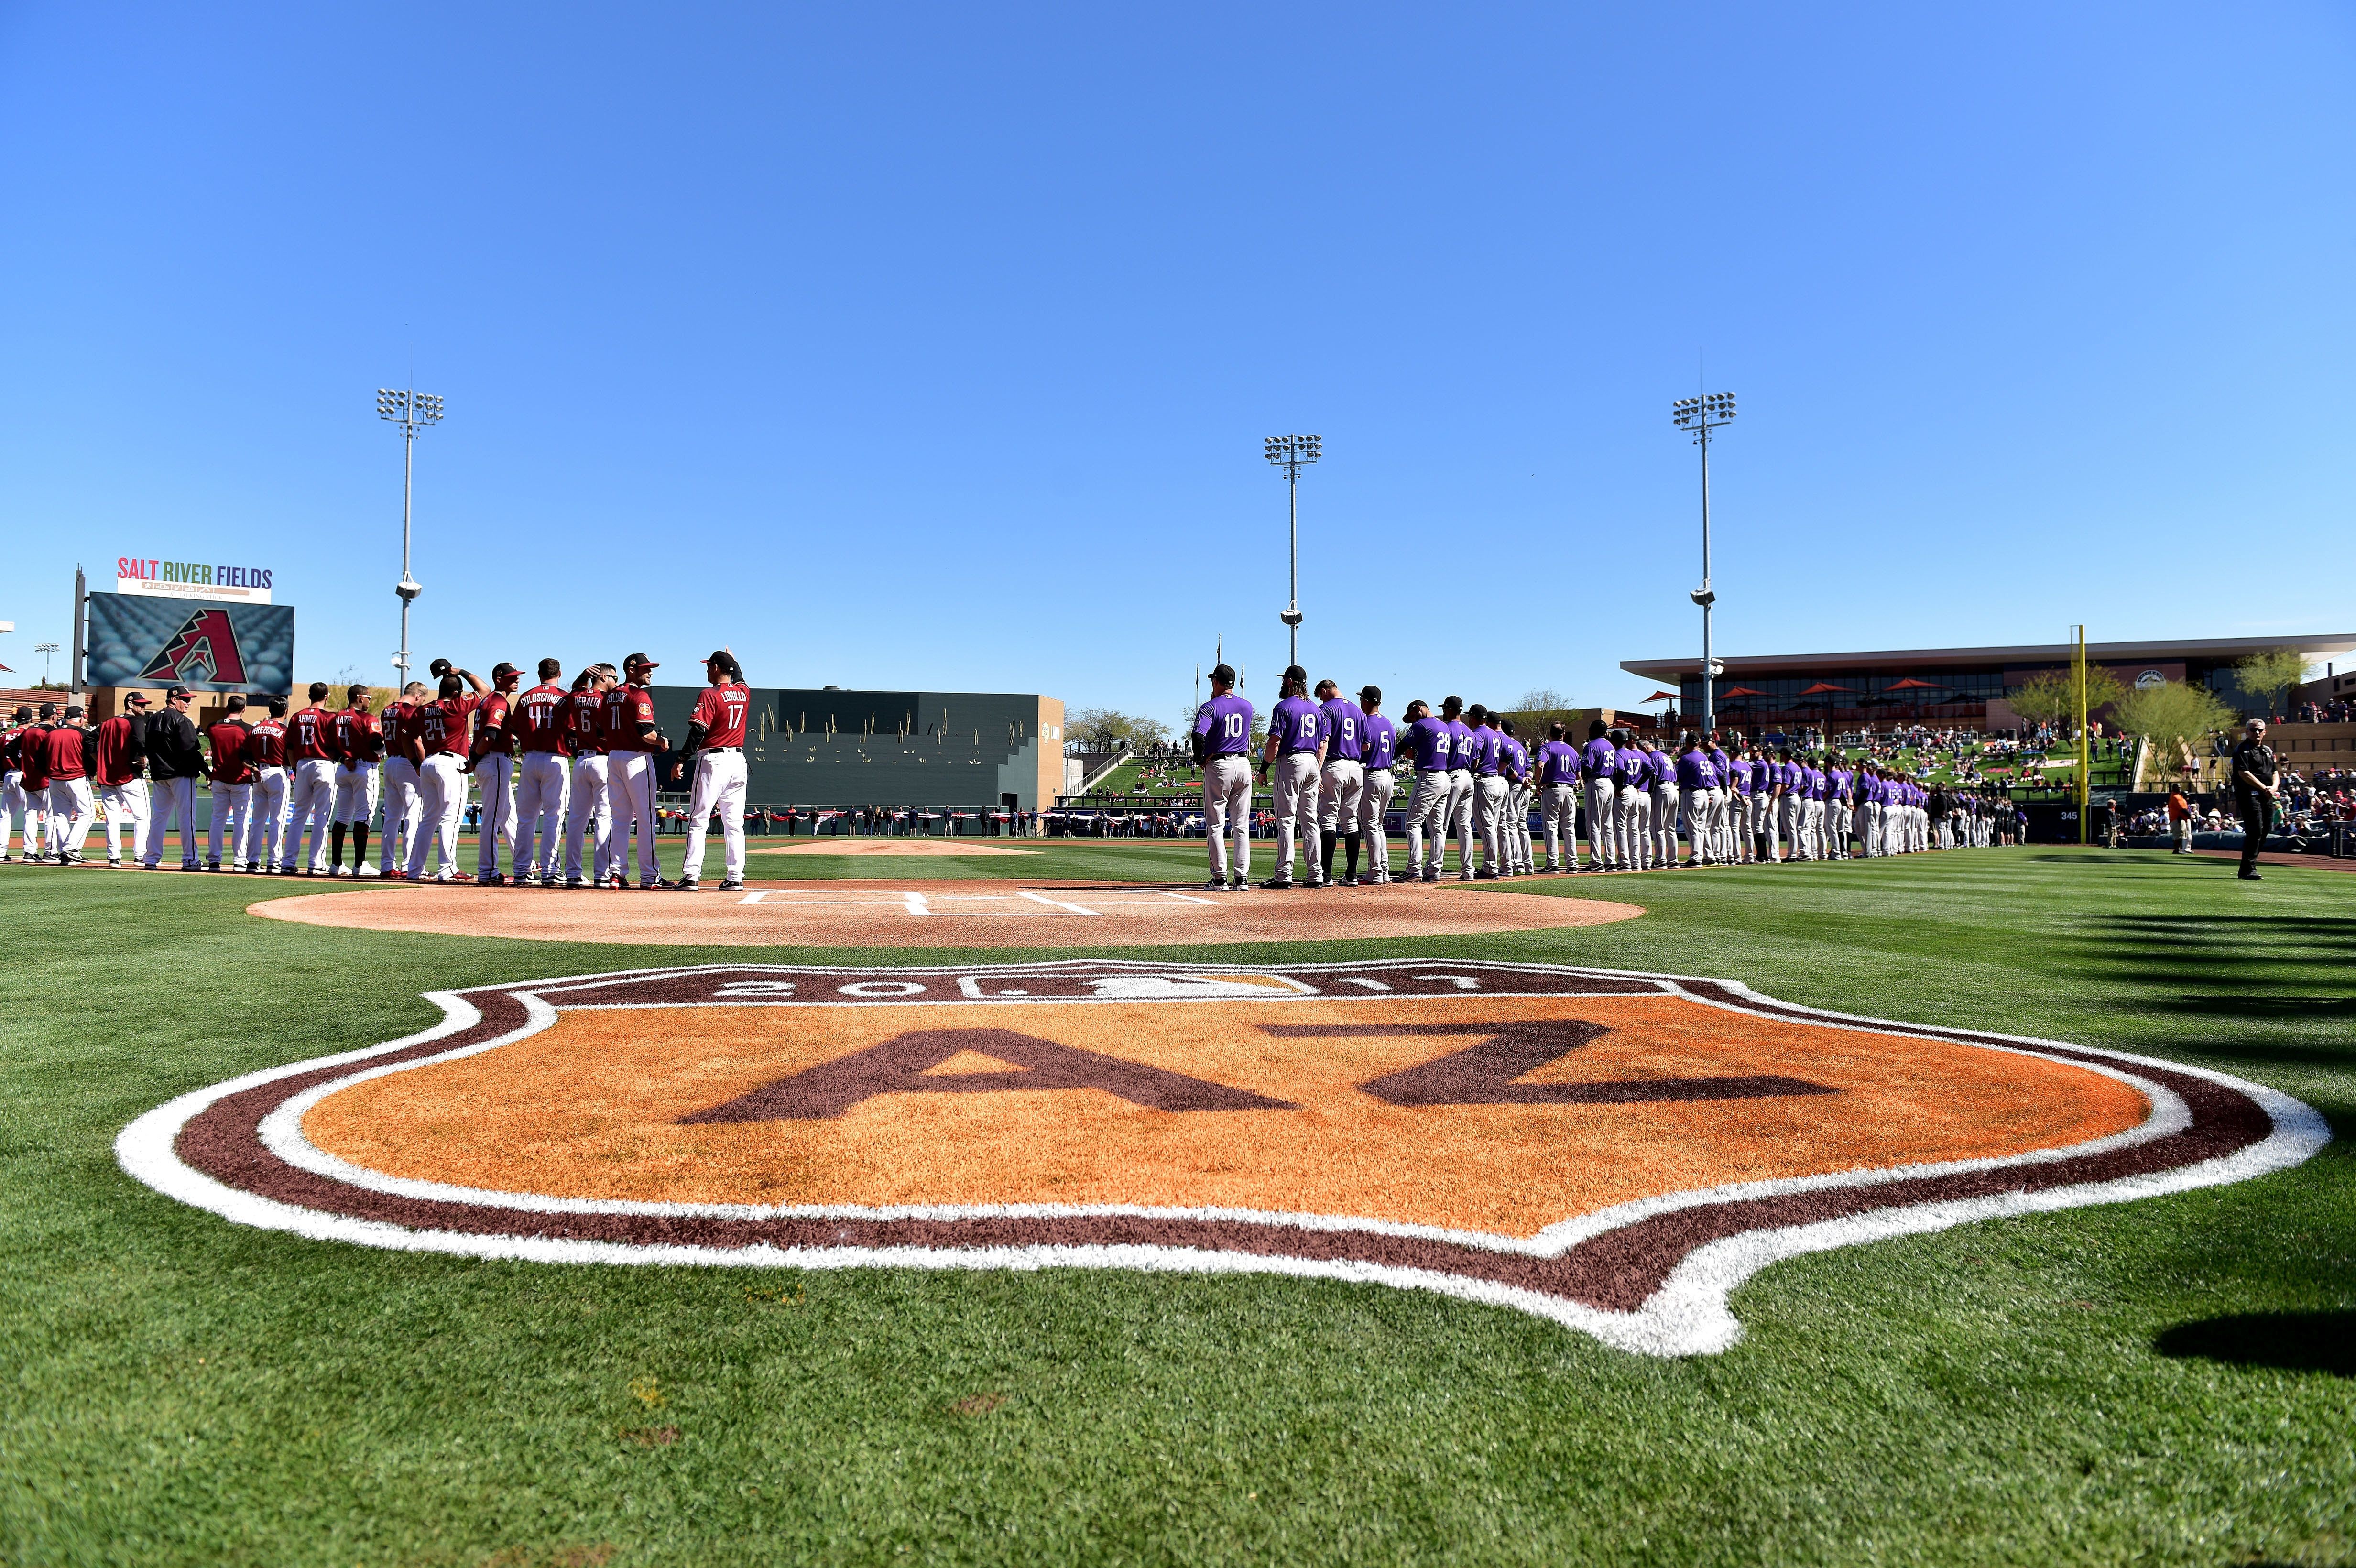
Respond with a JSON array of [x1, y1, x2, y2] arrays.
[[38, 703, 57, 718], [623, 652, 658, 671], [125, 692, 151, 707], [1210, 663, 1236, 685], [1282, 664, 1308, 684], [166, 686, 191, 700], [64, 705, 84, 719], [491, 661, 520, 680], [1359, 684, 1381, 704]]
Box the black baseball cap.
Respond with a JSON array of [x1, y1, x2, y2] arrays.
[[166, 686, 191, 700], [1210, 663, 1236, 685], [623, 652, 658, 671], [38, 702, 57, 718], [1359, 684, 1381, 704], [491, 661, 520, 680], [64, 705, 84, 719], [125, 692, 151, 708], [1282, 664, 1308, 685]]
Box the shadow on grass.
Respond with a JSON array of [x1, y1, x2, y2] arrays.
[[2153, 1311, 2356, 1377]]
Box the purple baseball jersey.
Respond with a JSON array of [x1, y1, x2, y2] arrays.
[[1319, 697, 1367, 763], [1192, 693, 1255, 757], [1403, 715, 1451, 771], [1538, 739, 1579, 786], [1269, 695, 1325, 754], [1362, 713, 1398, 771]]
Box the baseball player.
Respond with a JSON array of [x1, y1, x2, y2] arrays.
[[377, 682, 427, 878], [203, 697, 256, 871], [1497, 719, 1533, 875], [1705, 732, 1738, 863], [42, 705, 96, 864], [1611, 730, 1650, 871], [1647, 737, 1680, 870], [141, 687, 204, 870], [91, 693, 150, 866], [1675, 731, 1722, 866], [1534, 721, 1580, 872], [328, 686, 384, 877], [1259, 664, 1326, 889], [1189, 663, 1255, 890], [673, 651, 751, 891], [1463, 706, 1507, 879], [470, 663, 522, 884], [16, 705, 55, 861], [242, 697, 290, 872], [601, 653, 669, 889], [1, 707, 31, 860], [1579, 720, 1618, 872], [561, 666, 616, 888], [283, 683, 338, 874], [404, 668, 487, 882], [1313, 678, 1368, 886], [508, 659, 572, 886], [1356, 686, 1397, 884], [1395, 699, 1450, 882], [1437, 697, 1475, 880]]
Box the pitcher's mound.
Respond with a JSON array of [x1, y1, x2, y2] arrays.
[[752, 840, 1039, 858], [253, 879, 1645, 948]]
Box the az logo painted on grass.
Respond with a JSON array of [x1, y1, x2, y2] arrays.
[[118, 960, 2327, 1356]]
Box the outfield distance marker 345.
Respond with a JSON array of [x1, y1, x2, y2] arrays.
[[117, 960, 2328, 1358]]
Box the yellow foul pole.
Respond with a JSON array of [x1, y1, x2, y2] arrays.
[[2075, 624, 2090, 844]]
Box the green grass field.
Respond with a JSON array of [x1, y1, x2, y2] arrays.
[[3, 847, 2351, 1567]]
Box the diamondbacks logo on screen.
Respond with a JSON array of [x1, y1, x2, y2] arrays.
[[119, 960, 2325, 1356], [138, 608, 248, 684]]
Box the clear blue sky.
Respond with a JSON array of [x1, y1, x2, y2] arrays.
[[4, 4, 2351, 720]]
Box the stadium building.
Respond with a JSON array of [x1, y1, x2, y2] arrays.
[[1622, 632, 2356, 732]]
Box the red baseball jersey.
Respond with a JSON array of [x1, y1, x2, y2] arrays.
[[248, 718, 288, 768], [330, 706, 382, 764], [0, 724, 20, 772], [512, 683, 570, 754], [600, 683, 661, 753], [691, 682, 751, 748], [207, 720, 255, 784], [93, 715, 143, 785], [287, 705, 336, 761], [44, 724, 89, 782], [470, 691, 513, 762], [17, 725, 52, 788], [401, 699, 460, 759], [558, 690, 606, 757]]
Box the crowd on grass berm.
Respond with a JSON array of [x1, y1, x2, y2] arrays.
[[1172, 663, 2300, 891], [0, 652, 770, 892]]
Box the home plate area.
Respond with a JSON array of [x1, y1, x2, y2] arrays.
[[252, 879, 1647, 947]]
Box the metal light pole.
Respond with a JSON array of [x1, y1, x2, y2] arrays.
[[377, 387, 445, 684], [1672, 393, 1736, 737], [34, 642, 59, 686], [1263, 433, 1321, 667]]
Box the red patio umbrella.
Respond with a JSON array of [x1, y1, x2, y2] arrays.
[[1797, 682, 1854, 748]]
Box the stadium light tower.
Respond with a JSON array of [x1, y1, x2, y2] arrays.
[[1264, 433, 1321, 667], [1671, 392, 1736, 737], [377, 387, 445, 684]]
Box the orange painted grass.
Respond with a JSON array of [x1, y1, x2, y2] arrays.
[[302, 997, 2149, 1238]]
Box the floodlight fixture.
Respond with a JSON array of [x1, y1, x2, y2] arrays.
[[377, 385, 446, 680], [1263, 433, 1323, 665], [1670, 390, 1737, 734]]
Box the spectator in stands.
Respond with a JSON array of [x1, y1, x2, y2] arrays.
[[2166, 788, 2194, 854]]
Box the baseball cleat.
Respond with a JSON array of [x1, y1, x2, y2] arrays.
[[718, 879, 743, 892], [564, 878, 585, 889], [358, 865, 380, 879], [1203, 877, 1227, 891], [107, 858, 121, 867], [206, 862, 221, 872], [480, 872, 506, 887], [1229, 876, 1251, 890], [1259, 877, 1293, 890]]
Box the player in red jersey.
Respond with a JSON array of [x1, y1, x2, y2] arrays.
[[671, 651, 752, 891], [508, 658, 572, 887], [403, 670, 483, 882], [376, 682, 429, 877], [14, 704, 55, 861], [43, 704, 97, 864], [2, 705, 36, 861], [559, 666, 616, 888], [600, 653, 669, 888], [204, 695, 256, 871], [91, 692, 150, 866], [283, 682, 338, 874], [241, 697, 290, 872], [469, 662, 524, 885], [327, 686, 384, 877]]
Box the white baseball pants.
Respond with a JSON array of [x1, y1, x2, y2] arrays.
[[605, 752, 660, 884], [379, 760, 423, 872], [1472, 774, 1508, 871], [1614, 781, 1646, 869], [1359, 767, 1395, 874], [1318, 759, 1364, 839], [1404, 770, 1448, 874], [331, 762, 379, 825], [566, 754, 612, 882], [1540, 782, 1578, 868], [1201, 756, 1253, 881], [98, 779, 147, 862], [1272, 752, 1321, 881], [247, 766, 289, 869], [407, 754, 466, 878], [3, 772, 32, 858], [1684, 786, 1719, 864], [47, 779, 95, 856], [206, 781, 252, 867], [684, 751, 748, 883], [473, 752, 516, 878], [1583, 777, 1616, 869], [1443, 769, 1474, 876], [513, 751, 570, 880], [286, 758, 336, 869], [1652, 784, 1680, 867], [142, 777, 198, 867]]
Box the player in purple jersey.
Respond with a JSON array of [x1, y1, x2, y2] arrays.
[[1357, 686, 1398, 884], [1313, 679, 1370, 885], [1674, 732, 1723, 866], [1612, 730, 1652, 870], [1397, 699, 1451, 881], [1259, 664, 1327, 888], [1189, 663, 1256, 890], [1498, 719, 1534, 875], [1438, 697, 1476, 880], [1535, 722, 1581, 871], [1703, 734, 1736, 863], [1645, 737, 1680, 870], [1578, 719, 1618, 871], [1462, 705, 1509, 878], [1749, 751, 1777, 863]]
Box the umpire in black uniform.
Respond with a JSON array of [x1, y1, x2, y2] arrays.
[[2228, 718, 2281, 881]]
